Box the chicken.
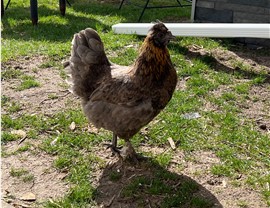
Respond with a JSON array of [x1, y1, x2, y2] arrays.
[[65, 23, 177, 161]]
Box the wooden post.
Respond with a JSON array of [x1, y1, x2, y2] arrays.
[[1, 0, 4, 17], [30, 0, 38, 25], [59, 0, 66, 16]]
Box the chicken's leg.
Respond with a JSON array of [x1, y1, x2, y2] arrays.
[[122, 140, 149, 163], [107, 133, 122, 157], [121, 140, 139, 163]]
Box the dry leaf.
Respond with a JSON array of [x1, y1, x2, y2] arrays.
[[20, 192, 36, 201], [69, 121, 76, 131], [11, 130, 26, 139], [222, 179, 227, 188], [265, 182, 270, 191], [87, 123, 99, 134], [167, 137, 176, 150], [50, 137, 59, 146]]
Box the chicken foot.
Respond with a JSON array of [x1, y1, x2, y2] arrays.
[[121, 140, 137, 161], [106, 133, 122, 157], [107, 134, 147, 163], [122, 141, 148, 163]]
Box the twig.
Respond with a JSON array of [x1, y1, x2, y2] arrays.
[[147, 199, 153, 208], [105, 195, 116, 207], [39, 98, 52, 105], [18, 136, 27, 144], [57, 91, 70, 97], [39, 91, 70, 106]]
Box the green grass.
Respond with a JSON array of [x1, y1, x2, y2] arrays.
[[1, 68, 23, 80], [6, 101, 22, 113], [22, 174, 35, 182], [10, 167, 35, 183], [117, 161, 214, 207], [16, 75, 40, 91], [10, 167, 29, 177], [2, 0, 270, 207]]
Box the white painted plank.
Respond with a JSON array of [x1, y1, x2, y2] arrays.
[[112, 23, 270, 38]]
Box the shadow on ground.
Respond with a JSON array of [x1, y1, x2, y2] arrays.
[[1, 1, 191, 43], [1, 5, 109, 42], [95, 158, 223, 208], [169, 42, 270, 84]]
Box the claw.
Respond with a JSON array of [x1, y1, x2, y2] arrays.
[[104, 134, 147, 163], [104, 133, 122, 157], [105, 143, 121, 156]]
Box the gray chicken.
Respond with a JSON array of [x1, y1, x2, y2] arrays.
[[65, 23, 177, 161]]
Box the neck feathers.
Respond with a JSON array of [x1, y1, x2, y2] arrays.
[[133, 38, 171, 79]]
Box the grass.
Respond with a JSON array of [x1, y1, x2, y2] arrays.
[[7, 101, 22, 113], [122, 174, 204, 206], [16, 75, 40, 91], [1, 68, 40, 91], [10, 167, 29, 177], [10, 167, 35, 183], [1, 68, 23, 79], [1, 0, 270, 207]]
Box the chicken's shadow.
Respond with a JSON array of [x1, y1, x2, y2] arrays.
[[95, 158, 223, 208]]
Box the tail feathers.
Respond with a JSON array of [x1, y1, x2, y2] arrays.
[[65, 28, 110, 100], [72, 28, 109, 65]]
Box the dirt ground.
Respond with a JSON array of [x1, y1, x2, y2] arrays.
[[1, 44, 270, 208]]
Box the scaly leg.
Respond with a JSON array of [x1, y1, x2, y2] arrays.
[[107, 133, 122, 157], [121, 140, 139, 163], [122, 140, 149, 163]]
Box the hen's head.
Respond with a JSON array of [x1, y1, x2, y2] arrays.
[[147, 23, 175, 48]]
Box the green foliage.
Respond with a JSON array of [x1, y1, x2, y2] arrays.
[[22, 174, 35, 182], [1, 131, 21, 143], [1, 115, 24, 130], [155, 152, 172, 168], [1, 68, 23, 80], [16, 75, 40, 91], [9, 166, 34, 183], [1, 95, 10, 106], [10, 168, 29, 177], [234, 82, 251, 94], [7, 101, 22, 113]]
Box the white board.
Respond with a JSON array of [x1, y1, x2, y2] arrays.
[[112, 23, 270, 39]]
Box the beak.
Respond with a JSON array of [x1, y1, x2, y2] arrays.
[[167, 31, 176, 41]]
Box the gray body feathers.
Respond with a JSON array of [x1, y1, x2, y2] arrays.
[[65, 25, 177, 140]]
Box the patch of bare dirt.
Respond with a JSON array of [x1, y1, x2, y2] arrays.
[[1, 140, 69, 207], [187, 44, 270, 133], [1, 56, 76, 207], [179, 151, 267, 208], [1, 56, 80, 116], [242, 85, 270, 132], [188, 44, 270, 76], [176, 77, 189, 91]]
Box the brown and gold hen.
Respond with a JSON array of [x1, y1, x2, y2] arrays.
[[65, 23, 177, 161]]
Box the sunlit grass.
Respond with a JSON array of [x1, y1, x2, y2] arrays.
[[1, 0, 270, 206]]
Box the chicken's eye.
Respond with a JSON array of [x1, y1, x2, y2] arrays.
[[157, 33, 164, 38]]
